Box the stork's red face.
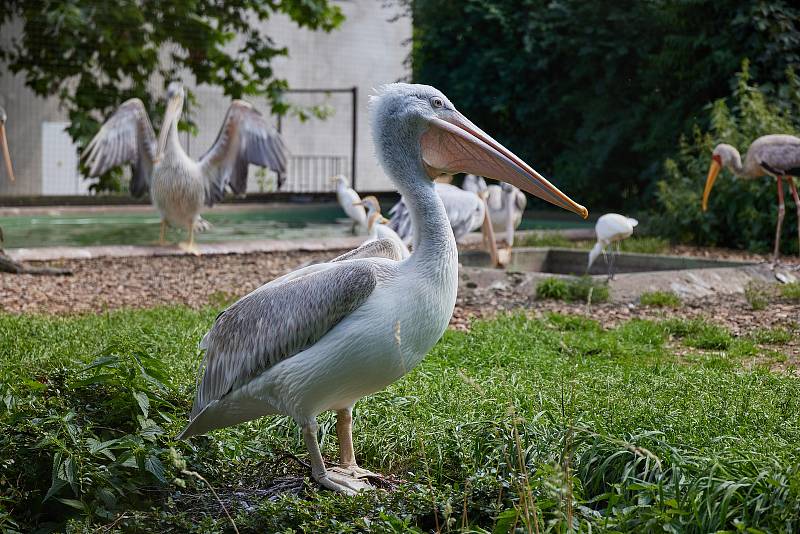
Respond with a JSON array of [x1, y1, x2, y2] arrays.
[[419, 109, 588, 219]]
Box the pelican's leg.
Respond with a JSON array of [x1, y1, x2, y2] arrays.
[[772, 176, 786, 268], [603, 248, 610, 280], [159, 220, 167, 246], [788, 177, 800, 258], [301, 418, 372, 496], [328, 407, 380, 480], [179, 224, 200, 255]]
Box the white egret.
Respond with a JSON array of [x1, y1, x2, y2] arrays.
[[588, 213, 638, 279]]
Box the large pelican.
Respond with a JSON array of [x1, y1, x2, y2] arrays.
[[355, 195, 410, 259], [332, 174, 367, 233], [82, 82, 287, 253], [178, 83, 587, 494], [0, 106, 14, 182], [464, 174, 527, 245], [587, 213, 638, 280], [702, 135, 800, 265]]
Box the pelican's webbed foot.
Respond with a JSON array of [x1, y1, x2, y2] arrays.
[[316, 467, 375, 496], [178, 241, 201, 256]]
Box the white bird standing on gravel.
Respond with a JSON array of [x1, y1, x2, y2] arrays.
[[355, 195, 410, 259], [588, 213, 638, 279], [82, 82, 287, 253], [178, 83, 588, 495], [332, 174, 367, 233]]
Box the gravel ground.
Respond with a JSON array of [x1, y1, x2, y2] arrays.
[[2, 247, 797, 370]]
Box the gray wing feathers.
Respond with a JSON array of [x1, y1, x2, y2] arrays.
[[330, 238, 405, 262], [190, 263, 377, 419], [200, 100, 288, 205], [82, 99, 156, 197], [757, 137, 800, 174]]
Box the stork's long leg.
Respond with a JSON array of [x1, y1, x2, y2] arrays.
[[787, 177, 800, 258], [773, 176, 786, 267], [301, 418, 372, 495]]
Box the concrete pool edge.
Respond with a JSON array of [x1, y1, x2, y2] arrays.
[[6, 229, 596, 263]]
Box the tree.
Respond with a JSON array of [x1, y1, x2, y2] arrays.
[[410, 0, 800, 210], [0, 0, 343, 191]]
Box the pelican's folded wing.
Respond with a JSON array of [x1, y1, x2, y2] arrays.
[[182, 262, 379, 435], [81, 99, 156, 197], [199, 100, 288, 205], [331, 238, 405, 262]]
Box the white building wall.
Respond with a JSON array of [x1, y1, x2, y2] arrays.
[[0, 1, 410, 196]]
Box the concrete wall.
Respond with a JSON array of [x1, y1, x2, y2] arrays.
[[0, 1, 410, 196]]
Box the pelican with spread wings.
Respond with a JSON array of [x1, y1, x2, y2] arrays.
[[82, 82, 287, 253]]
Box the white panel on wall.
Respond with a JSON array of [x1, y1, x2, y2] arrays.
[[41, 122, 93, 195]]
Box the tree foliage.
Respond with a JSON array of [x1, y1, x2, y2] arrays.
[[650, 61, 800, 253], [0, 0, 343, 190], [410, 0, 800, 210]]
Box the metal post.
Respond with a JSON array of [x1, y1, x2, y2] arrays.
[[351, 86, 358, 190]]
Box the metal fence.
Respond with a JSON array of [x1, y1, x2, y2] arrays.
[[281, 155, 350, 193]]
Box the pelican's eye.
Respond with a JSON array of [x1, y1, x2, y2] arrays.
[[430, 96, 444, 109]]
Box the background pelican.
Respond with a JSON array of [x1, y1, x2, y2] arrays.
[[702, 135, 800, 265], [464, 174, 527, 245], [332, 174, 367, 233], [355, 195, 410, 258], [0, 106, 14, 182], [588, 213, 638, 279], [388, 181, 485, 244], [82, 82, 287, 253], [178, 83, 587, 495]]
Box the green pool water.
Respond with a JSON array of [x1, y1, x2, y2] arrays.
[[0, 204, 591, 249]]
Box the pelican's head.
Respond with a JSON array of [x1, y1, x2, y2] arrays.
[[370, 83, 587, 219], [0, 105, 14, 182], [157, 82, 186, 159], [702, 143, 739, 212]]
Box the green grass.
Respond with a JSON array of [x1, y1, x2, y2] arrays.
[[515, 232, 575, 248], [535, 276, 610, 303], [2, 310, 800, 532], [639, 290, 682, 308], [619, 236, 670, 254], [516, 233, 670, 256], [780, 282, 800, 301]]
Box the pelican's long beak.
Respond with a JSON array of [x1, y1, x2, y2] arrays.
[[420, 112, 588, 219], [156, 96, 182, 159], [701, 157, 721, 212], [352, 201, 363, 206], [0, 123, 14, 182], [379, 216, 389, 224]]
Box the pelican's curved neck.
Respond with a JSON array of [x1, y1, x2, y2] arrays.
[[372, 111, 457, 271], [160, 115, 185, 160]]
